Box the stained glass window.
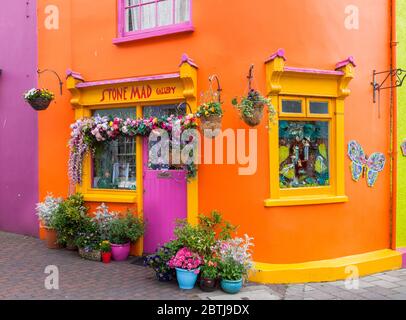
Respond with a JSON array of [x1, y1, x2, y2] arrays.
[[279, 120, 329, 188], [92, 108, 137, 190]]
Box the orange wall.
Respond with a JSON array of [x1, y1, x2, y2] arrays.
[[38, 0, 392, 263]]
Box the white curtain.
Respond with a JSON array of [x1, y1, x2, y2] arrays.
[[158, 0, 173, 27], [125, 0, 140, 32], [125, 0, 190, 32], [175, 0, 190, 23]]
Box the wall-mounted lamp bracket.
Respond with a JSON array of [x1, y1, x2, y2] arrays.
[[37, 68, 63, 96], [371, 68, 406, 103]]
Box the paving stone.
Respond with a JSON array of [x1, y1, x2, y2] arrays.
[[368, 280, 400, 289], [3, 231, 406, 300]]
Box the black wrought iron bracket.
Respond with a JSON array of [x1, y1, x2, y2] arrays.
[[371, 68, 406, 103], [37, 68, 63, 96]]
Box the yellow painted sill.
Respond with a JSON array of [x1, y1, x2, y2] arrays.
[[264, 195, 348, 207], [83, 192, 137, 203]]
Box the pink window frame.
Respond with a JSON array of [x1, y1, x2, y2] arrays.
[[114, 0, 193, 44]]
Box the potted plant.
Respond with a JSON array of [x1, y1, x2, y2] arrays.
[[168, 247, 203, 290], [35, 193, 63, 249], [75, 217, 102, 261], [53, 193, 88, 250], [107, 211, 145, 261], [100, 240, 112, 263], [23, 88, 55, 111], [232, 88, 275, 127], [199, 259, 219, 292], [215, 234, 254, 294]]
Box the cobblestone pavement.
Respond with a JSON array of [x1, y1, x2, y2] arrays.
[[1, 231, 406, 300]]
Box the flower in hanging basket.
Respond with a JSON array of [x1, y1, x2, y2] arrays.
[[232, 89, 276, 127], [23, 88, 55, 111], [196, 101, 223, 137]]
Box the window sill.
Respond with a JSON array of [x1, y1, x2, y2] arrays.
[[82, 192, 137, 203], [264, 195, 348, 207], [113, 24, 194, 44]]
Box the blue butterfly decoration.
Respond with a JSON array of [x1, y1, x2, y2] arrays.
[[347, 140, 385, 187]]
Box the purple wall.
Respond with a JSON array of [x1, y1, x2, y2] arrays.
[[0, 0, 38, 236]]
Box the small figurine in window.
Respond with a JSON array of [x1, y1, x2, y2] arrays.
[[97, 170, 113, 189]]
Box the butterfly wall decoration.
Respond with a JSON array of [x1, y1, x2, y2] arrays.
[[401, 140, 406, 157], [347, 140, 386, 187]]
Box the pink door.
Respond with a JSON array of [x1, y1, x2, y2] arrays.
[[142, 105, 187, 254]]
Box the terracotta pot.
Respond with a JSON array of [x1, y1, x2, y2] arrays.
[[199, 277, 218, 292], [45, 228, 59, 249], [200, 115, 222, 138], [102, 252, 112, 263]]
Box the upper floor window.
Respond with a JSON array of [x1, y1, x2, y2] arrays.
[[115, 0, 193, 43]]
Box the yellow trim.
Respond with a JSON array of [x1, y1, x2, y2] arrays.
[[264, 195, 348, 207], [249, 249, 402, 284], [265, 56, 354, 207], [67, 59, 199, 253]]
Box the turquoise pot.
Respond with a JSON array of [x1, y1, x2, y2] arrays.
[[175, 268, 199, 290], [220, 278, 243, 294]]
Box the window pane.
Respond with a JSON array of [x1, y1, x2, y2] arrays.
[[158, 0, 173, 26], [125, 0, 140, 32], [94, 108, 136, 119], [281, 99, 302, 113], [279, 120, 329, 188], [141, 0, 156, 29], [92, 108, 137, 190], [143, 103, 185, 118], [93, 137, 136, 190], [310, 101, 329, 114], [175, 0, 190, 23]]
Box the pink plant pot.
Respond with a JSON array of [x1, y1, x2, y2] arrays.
[[111, 242, 131, 261]]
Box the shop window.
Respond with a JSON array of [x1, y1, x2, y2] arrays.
[[92, 108, 137, 191], [279, 120, 329, 189], [115, 0, 193, 43], [278, 96, 331, 190]]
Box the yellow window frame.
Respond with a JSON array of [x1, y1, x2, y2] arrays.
[[264, 50, 355, 207]]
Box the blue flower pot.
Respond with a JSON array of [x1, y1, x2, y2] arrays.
[[175, 268, 199, 289], [220, 278, 243, 294]]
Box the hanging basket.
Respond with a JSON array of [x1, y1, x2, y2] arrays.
[[241, 102, 265, 127], [27, 97, 52, 111], [200, 115, 222, 138]]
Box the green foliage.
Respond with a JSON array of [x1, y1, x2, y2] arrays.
[[144, 239, 182, 274], [200, 259, 219, 279], [53, 193, 88, 245], [218, 257, 245, 281], [100, 240, 111, 253], [74, 217, 101, 250], [173, 211, 238, 258], [232, 89, 275, 122], [107, 211, 145, 244]]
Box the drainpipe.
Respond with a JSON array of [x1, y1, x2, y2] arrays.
[[390, 0, 398, 250]]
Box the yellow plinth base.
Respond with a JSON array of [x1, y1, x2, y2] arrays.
[[249, 249, 402, 284]]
